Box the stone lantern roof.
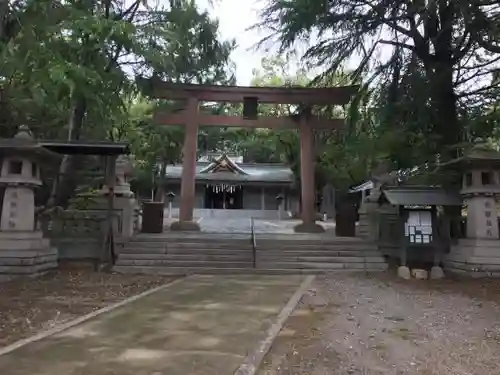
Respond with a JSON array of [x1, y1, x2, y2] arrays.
[[0, 126, 60, 165]]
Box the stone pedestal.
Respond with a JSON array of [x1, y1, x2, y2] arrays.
[[445, 239, 500, 277], [0, 231, 58, 276], [117, 197, 139, 237], [1, 186, 36, 231], [95, 196, 138, 238]]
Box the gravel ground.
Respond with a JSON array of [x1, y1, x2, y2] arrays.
[[259, 273, 500, 375], [0, 265, 177, 347]]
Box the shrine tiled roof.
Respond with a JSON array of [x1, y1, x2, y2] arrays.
[[165, 154, 294, 183]]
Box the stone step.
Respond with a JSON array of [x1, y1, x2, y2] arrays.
[[118, 253, 253, 261], [257, 256, 386, 263], [258, 243, 378, 250], [115, 259, 387, 270], [125, 234, 251, 242], [119, 247, 253, 255], [256, 261, 388, 270], [0, 261, 58, 275], [124, 235, 374, 246], [120, 242, 253, 250], [444, 267, 500, 278], [256, 238, 374, 245], [0, 255, 58, 266], [447, 256, 500, 265], [115, 259, 253, 268], [119, 247, 379, 256], [444, 260, 500, 272], [117, 253, 384, 264], [121, 241, 375, 251], [257, 251, 383, 258], [112, 266, 385, 275], [114, 234, 388, 276], [258, 247, 378, 253]]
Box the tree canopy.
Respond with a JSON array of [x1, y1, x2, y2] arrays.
[[254, 0, 500, 166]]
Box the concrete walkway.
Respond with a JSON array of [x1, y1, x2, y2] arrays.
[[164, 217, 336, 234], [0, 275, 306, 375]]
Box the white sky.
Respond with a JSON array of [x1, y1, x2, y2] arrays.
[[194, 0, 369, 85], [195, 0, 269, 85]]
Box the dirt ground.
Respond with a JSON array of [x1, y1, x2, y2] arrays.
[[259, 273, 500, 375], [0, 265, 177, 347]]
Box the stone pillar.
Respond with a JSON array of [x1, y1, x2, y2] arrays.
[[294, 112, 324, 233], [466, 196, 499, 239], [1, 185, 35, 232], [171, 97, 200, 231]]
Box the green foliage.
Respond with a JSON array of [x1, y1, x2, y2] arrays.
[[0, 0, 235, 206], [68, 188, 100, 210], [255, 0, 500, 163]]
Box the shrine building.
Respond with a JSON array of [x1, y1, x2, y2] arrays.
[[164, 153, 296, 215]]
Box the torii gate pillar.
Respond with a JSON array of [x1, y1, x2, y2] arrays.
[[170, 97, 200, 231], [294, 111, 325, 233]]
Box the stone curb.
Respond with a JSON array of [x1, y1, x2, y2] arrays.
[[233, 275, 315, 375], [0, 276, 186, 357]]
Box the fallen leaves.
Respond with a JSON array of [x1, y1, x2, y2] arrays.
[[0, 267, 176, 347]]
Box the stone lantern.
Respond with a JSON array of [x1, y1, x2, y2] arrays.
[[101, 155, 134, 198], [276, 193, 284, 220], [445, 145, 500, 276], [98, 155, 138, 237], [0, 126, 60, 276], [166, 191, 175, 219]]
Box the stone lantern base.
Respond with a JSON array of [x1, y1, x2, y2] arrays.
[[0, 231, 58, 277], [445, 239, 500, 277]]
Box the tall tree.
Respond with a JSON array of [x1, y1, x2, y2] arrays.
[[0, 0, 235, 207], [255, 0, 500, 161]]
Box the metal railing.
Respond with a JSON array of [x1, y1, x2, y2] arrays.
[[250, 217, 256, 268]]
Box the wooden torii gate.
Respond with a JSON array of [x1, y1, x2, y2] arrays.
[[139, 78, 357, 233]]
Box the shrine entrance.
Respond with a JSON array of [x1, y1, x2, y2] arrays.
[[138, 78, 357, 232], [204, 184, 243, 209]]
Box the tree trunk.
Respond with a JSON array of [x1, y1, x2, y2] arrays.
[[429, 61, 459, 161], [428, 0, 460, 161], [46, 97, 87, 208]]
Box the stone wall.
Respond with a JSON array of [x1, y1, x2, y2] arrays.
[[40, 209, 124, 260]]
